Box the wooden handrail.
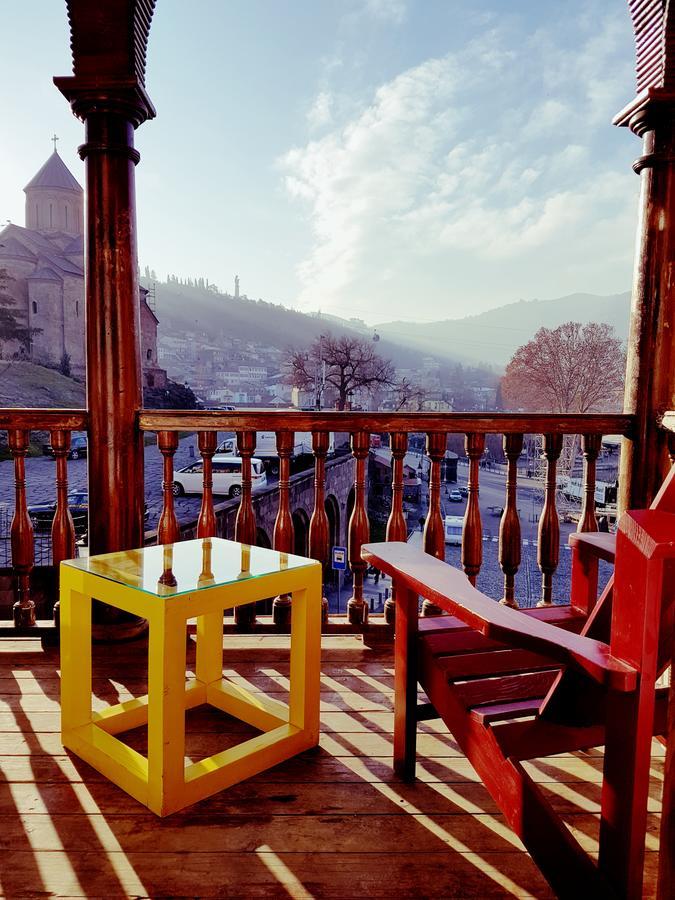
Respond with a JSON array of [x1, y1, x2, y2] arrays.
[[0, 409, 88, 430], [139, 410, 633, 435]]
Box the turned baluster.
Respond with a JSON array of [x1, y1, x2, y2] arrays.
[[348, 431, 370, 625], [537, 433, 563, 607], [234, 431, 257, 629], [308, 430, 330, 623], [421, 432, 447, 616], [273, 431, 295, 627], [157, 431, 181, 544], [197, 431, 218, 538], [49, 429, 76, 628], [499, 433, 523, 608], [462, 433, 485, 587], [578, 434, 601, 534], [384, 432, 408, 624], [9, 429, 35, 627]]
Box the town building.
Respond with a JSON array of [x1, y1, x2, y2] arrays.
[[0, 149, 166, 388]]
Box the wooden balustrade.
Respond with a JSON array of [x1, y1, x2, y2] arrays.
[[462, 433, 485, 587], [348, 431, 370, 625], [9, 429, 35, 627], [421, 432, 447, 616], [272, 431, 295, 627], [384, 432, 407, 624], [197, 431, 217, 538], [579, 434, 601, 534], [537, 433, 563, 607], [309, 431, 330, 624], [499, 433, 523, 608], [156, 431, 181, 545], [234, 431, 257, 629]]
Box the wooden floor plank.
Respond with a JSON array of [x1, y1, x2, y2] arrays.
[[0, 633, 664, 899]]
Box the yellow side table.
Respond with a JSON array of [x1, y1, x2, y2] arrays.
[[60, 538, 322, 816]]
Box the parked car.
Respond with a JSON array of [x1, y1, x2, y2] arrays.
[[44, 434, 88, 460], [172, 455, 267, 499], [29, 490, 89, 532], [459, 486, 468, 497], [448, 488, 463, 502]]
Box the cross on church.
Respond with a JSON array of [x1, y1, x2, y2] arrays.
[[51, 133, 59, 153]]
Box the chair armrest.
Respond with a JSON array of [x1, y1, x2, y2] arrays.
[[568, 531, 616, 562], [362, 542, 637, 692]]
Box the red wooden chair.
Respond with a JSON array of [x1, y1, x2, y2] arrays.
[[362, 473, 675, 899]]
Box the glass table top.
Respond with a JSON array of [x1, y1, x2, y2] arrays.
[[63, 538, 319, 597]]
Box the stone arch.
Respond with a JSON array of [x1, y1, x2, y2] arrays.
[[292, 508, 310, 557], [325, 494, 340, 550]]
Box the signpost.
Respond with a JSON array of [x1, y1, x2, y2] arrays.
[[332, 546, 347, 613]]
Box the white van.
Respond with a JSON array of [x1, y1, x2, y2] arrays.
[[172, 455, 267, 499], [216, 431, 334, 474], [444, 515, 464, 545]]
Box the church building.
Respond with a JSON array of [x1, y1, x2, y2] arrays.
[[0, 147, 166, 388]]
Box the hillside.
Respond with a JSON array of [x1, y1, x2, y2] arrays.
[[0, 361, 85, 408], [375, 291, 631, 367], [146, 279, 457, 370]]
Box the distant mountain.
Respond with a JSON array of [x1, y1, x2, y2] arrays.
[[375, 292, 631, 368]]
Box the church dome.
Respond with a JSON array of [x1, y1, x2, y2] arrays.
[[24, 150, 84, 236]]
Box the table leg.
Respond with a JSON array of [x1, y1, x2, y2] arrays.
[[147, 606, 187, 815], [60, 574, 92, 733], [196, 610, 224, 686], [289, 570, 322, 743]]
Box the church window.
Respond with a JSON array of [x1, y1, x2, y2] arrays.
[[35, 204, 39, 228], [76, 301, 79, 317], [32, 301, 38, 314], [49, 204, 53, 228], [146, 348, 152, 360]]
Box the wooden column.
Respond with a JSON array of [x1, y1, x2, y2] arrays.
[[348, 431, 370, 625], [421, 432, 446, 616], [197, 431, 217, 538], [384, 432, 408, 624], [615, 97, 675, 510], [537, 433, 563, 607], [56, 10, 156, 636], [157, 432, 180, 545], [273, 431, 295, 627], [462, 433, 485, 587], [9, 430, 35, 627], [234, 431, 257, 629], [308, 430, 330, 624], [499, 433, 523, 608]]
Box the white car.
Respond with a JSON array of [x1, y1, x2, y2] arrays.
[[172, 455, 267, 499]]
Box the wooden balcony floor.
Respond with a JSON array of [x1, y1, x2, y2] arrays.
[[0, 634, 663, 899]]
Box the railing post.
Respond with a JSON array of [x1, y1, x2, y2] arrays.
[[157, 431, 181, 545], [234, 431, 257, 629], [421, 432, 447, 616], [273, 431, 295, 627], [462, 433, 485, 587], [384, 432, 408, 624], [309, 431, 330, 624], [537, 433, 563, 607], [9, 429, 35, 627], [50, 429, 76, 628], [197, 431, 217, 538], [579, 434, 601, 534], [348, 431, 370, 625], [499, 433, 523, 608]]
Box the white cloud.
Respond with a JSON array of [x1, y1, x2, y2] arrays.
[[279, 7, 638, 318], [307, 91, 334, 130], [363, 0, 407, 26]]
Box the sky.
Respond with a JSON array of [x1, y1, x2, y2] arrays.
[[0, 1, 641, 324]]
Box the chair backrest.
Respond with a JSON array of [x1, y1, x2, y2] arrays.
[[541, 464, 675, 724]]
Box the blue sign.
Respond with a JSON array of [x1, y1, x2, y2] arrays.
[[332, 546, 347, 570]]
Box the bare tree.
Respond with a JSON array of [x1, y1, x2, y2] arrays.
[[286, 333, 395, 409], [501, 321, 625, 413], [392, 376, 427, 411]]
